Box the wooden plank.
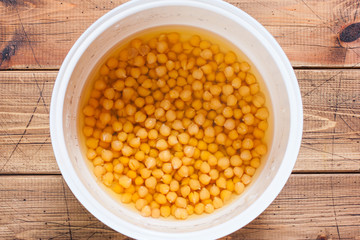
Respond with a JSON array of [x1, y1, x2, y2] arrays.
[[0, 0, 128, 69], [0, 70, 359, 174], [0, 71, 57, 174], [230, 0, 360, 68], [0, 174, 359, 239], [296, 69, 360, 172], [1, 0, 360, 69]]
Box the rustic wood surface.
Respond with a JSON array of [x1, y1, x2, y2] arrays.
[[1, 70, 359, 174], [0, 175, 359, 240], [0, 0, 360, 239], [1, 0, 360, 69]]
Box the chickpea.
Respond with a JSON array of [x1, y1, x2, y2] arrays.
[[159, 150, 171, 162], [166, 110, 176, 122], [192, 69, 204, 80], [157, 41, 168, 53], [204, 127, 215, 138], [187, 123, 199, 136], [182, 145, 194, 158], [255, 108, 269, 120], [194, 113, 205, 126], [224, 119, 236, 130], [168, 135, 179, 146], [199, 188, 210, 200]]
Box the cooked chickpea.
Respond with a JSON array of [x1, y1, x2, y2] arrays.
[[192, 69, 204, 80], [204, 126, 215, 138], [224, 51, 236, 64], [168, 135, 179, 146], [178, 133, 190, 145], [159, 150, 171, 162], [199, 188, 210, 201], [227, 95, 237, 107], [165, 110, 176, 122], [194, 113, 205, 125], [178, 165, 189, 178], [224, 119, 236, 130], [188, 123, 199, 135]]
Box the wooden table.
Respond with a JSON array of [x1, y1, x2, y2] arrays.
[[1, 0, 359, 239]]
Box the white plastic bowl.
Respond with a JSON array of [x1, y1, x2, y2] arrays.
[[50, 0, 303, 239]]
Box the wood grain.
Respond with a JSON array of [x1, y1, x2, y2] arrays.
[[0, 174, 359, 240], [1, 0, 359, 239], [0, 71, 56, 174], [297, 69, 360, 172], [0, 0, 128, 69], [1, 70, 359, 174], [1, 0, 360, 69]]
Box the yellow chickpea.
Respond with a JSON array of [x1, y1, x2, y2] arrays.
[[224, 51, 236, 64], [192, 69, 204, 80], [166, 191, 177, 203], [118, 175, 132, 188], [199, 188, 211, 201], [227, 95, 238, 107], [156, 139, 168, 151], [194, 203, 205, 215], [168, 135, 179, 146], [156, 41, 168, 53], [224, 119, 236, 130], [170, 179, 180, 192], [144, 118, 156, 129], [159, 150, 171, 162], [134, 111, 146, 123], [160, 206, 171, 217], [255, 144, 267, 155], [145, 157, 156, 169], [204, 204, 215, 214], [204, 126, 215, 138], [241, 174, 252, 185], [183, 146, 195, 158], [222, 107, 233, 119], [194, 113, 205, 126], [155, 66, 167, 78], [178, 133, 190, 145], [178, 166, 189, 178], [165, 110, 176, 122], [101, 149, 113, 162], [217, 157, 230, 170], [255, 107, 269, 120], [240, 150, 252, 161], [250, 158, 261, 168], [189, 35, 201, 46], [145, 176, 157, 189], [199, 174, 211, 185]]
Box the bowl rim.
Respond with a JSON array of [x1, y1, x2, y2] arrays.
[[50, 0, 303, 239]]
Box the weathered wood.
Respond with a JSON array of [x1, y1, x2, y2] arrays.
[[1, 0, 360, 69], [0, 71, 57, 174], [0, 174, 359, 240], [0, 70, 359, 173], [297, 69, 360, 172], [0, 0, 129, 69]]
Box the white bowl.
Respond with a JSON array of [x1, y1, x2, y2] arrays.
[[50, 0, 303, 239]]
